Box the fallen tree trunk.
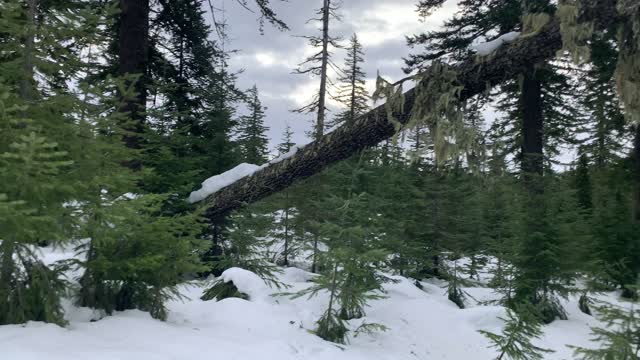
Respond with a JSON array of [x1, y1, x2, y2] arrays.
[[203, 0, 619, 219]]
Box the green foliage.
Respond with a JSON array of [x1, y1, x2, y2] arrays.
[[571, 297, 640, 359], [217, 207, 284, 287], [480, 304, 555, 360], [0, 129, 72, 326], [74, 194, 207, 320], [236, 85, 269, 164], [443, 260, 473, 309], [591, 168, 640, 298], [316, 295, 349, 344], [332, 33, 369, 128], [284, 155, 388, 343]]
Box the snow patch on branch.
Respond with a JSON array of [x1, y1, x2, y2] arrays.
[[189, 163, 262, 203], [470, 32, 521, 56]]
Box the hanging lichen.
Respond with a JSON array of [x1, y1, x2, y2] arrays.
[[522, 12, 551, 36], [373, 62, 481, 167], [372, 73, 406, 136], [556, 0, 639, 123], [557, 0, 593, 64], [615, 0, 640, 124]]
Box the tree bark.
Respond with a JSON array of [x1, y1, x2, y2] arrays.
[[520, 65, 544, 191], [19, 0, 38, 102], [118, 0, 150, 157], [315, 0, 330, 140], [633, 124, 640, 222], [202, 1, 620, 218]]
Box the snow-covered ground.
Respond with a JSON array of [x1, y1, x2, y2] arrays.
[[0, 245, 620, 360]]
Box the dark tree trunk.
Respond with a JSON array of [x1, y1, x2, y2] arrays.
[[634, 125, 640, 222], [520, 66, 544, 181], [19, 0, 37, 102], [202, 1, 619, 218], [315, 0, 330, 140], [118, 0, 149, 161]]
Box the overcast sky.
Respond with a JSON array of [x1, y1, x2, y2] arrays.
[[207, 0, 458, 150]]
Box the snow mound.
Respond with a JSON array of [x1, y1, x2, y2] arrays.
[[219, 267, 271, 301], [282, 267, 315, 283], [471, 32, 521, 56], [0, 246, 622, 360], [189, 163, 262, 203]]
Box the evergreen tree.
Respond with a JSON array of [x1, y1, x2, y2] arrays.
[[407, 0, 585, 321], [332, 33, 369, 128], [480, 304, 554, 360], [288, 155, 387, 342], [272, 125, 297, 266], [571, 297, 640, 359], [483, 147, 520, 295], [591, 167, 640, 298], [0, 0, 103, 325], [293, 0, 341, 140], [277, 124, 296, 155], [0, 128, 72, 326], [575, 150, 593, 211], [578, 33, 628, 166], [237, 85, 269, 164]]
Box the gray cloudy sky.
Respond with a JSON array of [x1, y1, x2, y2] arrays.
[[209, 0, 458, 150]]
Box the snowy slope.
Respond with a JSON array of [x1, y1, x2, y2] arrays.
[[0, 245, 616, 360]]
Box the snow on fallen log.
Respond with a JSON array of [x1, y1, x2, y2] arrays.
[[189, 144, 307, 204], [470, 32, 521, 56], [189, 163, 262, 203], [267, 144, 306, 166]]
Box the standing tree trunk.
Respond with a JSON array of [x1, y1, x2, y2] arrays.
[[521, 66, 544, 183], [118, 0, 150, 159], [282, 190, 290, 266], [633, 124, 640, 223], [348, 43, 357, 124], [19, 0, 37, 102], [315, 0, 330, 140], [112, 0, 150, 308]]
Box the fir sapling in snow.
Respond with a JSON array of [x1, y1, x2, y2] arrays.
[[285, 156, 388, 343], [479, 303, 554, 360], [570, 285, 640, 359]]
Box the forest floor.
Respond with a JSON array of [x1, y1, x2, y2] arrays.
[[0, 244, 625, 360]]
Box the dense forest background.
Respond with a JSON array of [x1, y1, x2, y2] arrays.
[[0, 0, 639, 358]]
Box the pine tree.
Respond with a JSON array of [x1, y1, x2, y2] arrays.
[[0, 0, 104, 325], [293, 0, 341, 140], [237, 85, 269, 164], [571, 297, 640, 359], [0, 129, 73, 326], [591, 167, 640, 298], [332, 33, 369, 128], [575, 150, 593, 211], [480, 304, 555, 360], [407, 1, 586, 322], [142, 0, 242, 194], [287, 155, 387, 342], [579, 32, 628, 167], [272, 126, 297, 266], [483, 147, 520, 295]]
